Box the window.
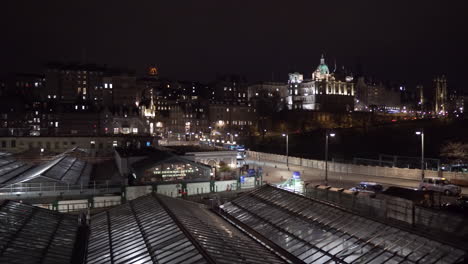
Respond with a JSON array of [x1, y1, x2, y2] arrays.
[[104, 83, 108, 88], [1, 141, 6, 148], [114, 128, 119, 134], [109, 83, 113, 89], [132, 128, 138, 134]]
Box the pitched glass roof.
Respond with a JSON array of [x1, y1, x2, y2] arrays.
[[219, 185, 467, 264], [0, 200, 79, 264], [0, 148, 92, 186], [86, 194, 287, 264]]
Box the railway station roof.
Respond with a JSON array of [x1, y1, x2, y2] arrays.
[[219, 185, 467, 264]]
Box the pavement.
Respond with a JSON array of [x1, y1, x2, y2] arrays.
[[246, 159, 468, 195]]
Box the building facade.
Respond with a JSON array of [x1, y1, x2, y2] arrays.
[[287, 56, 355, 112]]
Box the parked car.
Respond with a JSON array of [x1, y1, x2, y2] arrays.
[[419, 177, 461, 196], [442, 196, 468, 214], [350, 182, 384, 194]]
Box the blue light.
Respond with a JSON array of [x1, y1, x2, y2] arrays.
[[146, 141, 151, 147]]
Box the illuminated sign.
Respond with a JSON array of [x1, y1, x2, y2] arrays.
[[153, 169, 194, 178]]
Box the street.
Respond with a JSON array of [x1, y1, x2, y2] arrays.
[[246, 159, 468, 195]]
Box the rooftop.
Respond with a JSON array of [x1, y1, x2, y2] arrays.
[[0, 200, 81, 264], [86, 193, 286, 263], [220, 185, 467, 263]]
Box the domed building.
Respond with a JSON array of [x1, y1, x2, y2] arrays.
[[287, 55, 355, 112], [312, 55, 330, 80]]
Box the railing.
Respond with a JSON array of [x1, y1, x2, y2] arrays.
[[35, 199, 122, 213], [246, 150, 468, 184], [0, 181, 122, 198]]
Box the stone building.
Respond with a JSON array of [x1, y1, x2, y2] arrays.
[[287, 55, 355, 112]]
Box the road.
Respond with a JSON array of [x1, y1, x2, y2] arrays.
[[246, 159, 468, 195]]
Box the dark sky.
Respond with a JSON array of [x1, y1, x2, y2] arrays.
[[2, 1, 467, 90]]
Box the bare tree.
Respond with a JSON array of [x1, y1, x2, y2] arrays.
[[440, 142, 468, 163]]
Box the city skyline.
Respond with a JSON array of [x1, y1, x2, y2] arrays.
[[2, 1, 467, 90]]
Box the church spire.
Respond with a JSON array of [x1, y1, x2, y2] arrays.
[[320, 54, 325, 65]]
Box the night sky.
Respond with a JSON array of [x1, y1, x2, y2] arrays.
[[2, 1, 467, 90]]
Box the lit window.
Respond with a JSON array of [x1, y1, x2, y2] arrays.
[[83, 88, 87, 95], [104, 83, 108, 88], [82, 105, 85, 110], [114, 128, 119, 134], [55, 122, 59, 128], [132, 128, 138, 134], [112, 141, 118, 147], [109, 83, 113, 89], [75, 105, 78, 110], [47, 95, 51, 99]]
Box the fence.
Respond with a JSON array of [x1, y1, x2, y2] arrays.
[[33, 195, 122, 213], [247, 150, 468, 184], [305, 186, 468, 242], [0, 181, 122, 199]]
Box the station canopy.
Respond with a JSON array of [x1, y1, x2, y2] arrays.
[[219, 185, 467, 264], [0, 200, 80, 264], [0, 153, 33, 185], [86, 193, 287, 264], [0, 148, 92, 187]]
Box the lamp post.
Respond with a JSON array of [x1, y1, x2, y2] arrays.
[[325, 131, 335, 185], [282, 133, 289, 168], [416, 129, 424, 180]]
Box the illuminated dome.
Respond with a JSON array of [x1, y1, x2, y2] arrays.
[[316, 54, 330, 75]]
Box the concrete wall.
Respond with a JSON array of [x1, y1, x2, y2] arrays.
[[247, 150, 468, 182]]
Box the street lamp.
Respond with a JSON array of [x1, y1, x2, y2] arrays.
[[325, 131, 335, 185], [416, 129, 424, 180], [282, 133, 289, 168]]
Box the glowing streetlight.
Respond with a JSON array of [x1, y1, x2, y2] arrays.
[[416, 130, 424, 179], [282, 133, 289, 168], [325, 131, 335, 185]]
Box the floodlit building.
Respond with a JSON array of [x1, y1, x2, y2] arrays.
[[287, 55, 355, 112], [434, 75, 448, 115]]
